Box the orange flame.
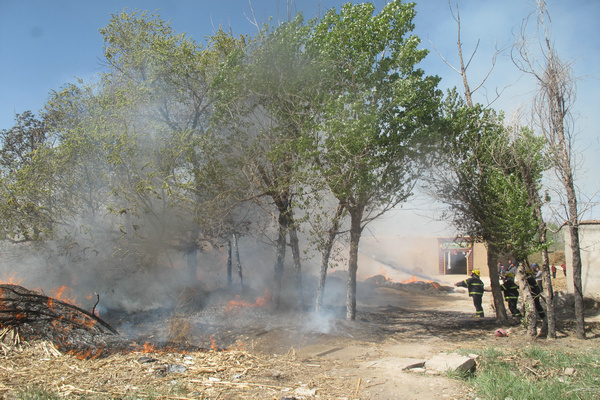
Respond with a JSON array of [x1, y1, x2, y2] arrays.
[[142, 342, 155, 353], [225, 290, 271, 312], [49, 285, 79, 306], [377, 268, 392, 281], [402, 275, 441, 289], [67, 347, 104, 360], [210, 334, 218, 351], [402, 275, 419, 284], [0, 273, 22, 285]]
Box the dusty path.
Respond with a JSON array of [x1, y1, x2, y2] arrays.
[[242, 278, 599, 399]]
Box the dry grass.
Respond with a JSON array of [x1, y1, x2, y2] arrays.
[[0, 339, 352, 399], [551, 276, 568, 292]]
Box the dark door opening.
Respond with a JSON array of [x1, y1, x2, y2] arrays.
[[438, 238, 473, 275], [447, 252, 467, 274]]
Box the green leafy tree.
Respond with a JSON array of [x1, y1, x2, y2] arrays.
[[94, 10, 241, 275], [37, 11, 245, 282], [434, 91, 543, 321], [306, 1, 442, 321], [0, 111, 53, 241], [211, 12, 339, 308], [506, 124, 556, 337]]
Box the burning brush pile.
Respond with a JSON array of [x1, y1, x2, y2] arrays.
[[0, 282, 275, 359], [0, 283, 119, 358], [364, 274, 454, 293]]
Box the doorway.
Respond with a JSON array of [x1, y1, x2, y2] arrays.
[[438, 238, 473, 275]]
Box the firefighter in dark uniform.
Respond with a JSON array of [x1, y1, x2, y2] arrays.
[[525, 268, 546, 319], [455, 269, 485, 317], [500, 272, 522, 318]]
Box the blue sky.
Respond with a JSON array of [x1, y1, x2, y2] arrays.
[[0, 0, 598, 227]]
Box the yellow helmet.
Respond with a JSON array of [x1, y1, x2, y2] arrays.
[[471, 269, 480, 277], [505, 272, 514, 279]]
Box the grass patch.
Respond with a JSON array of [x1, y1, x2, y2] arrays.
[[16, 386, 61, 400], [15, 385, 158, 400], [458, 346, 600, 400]]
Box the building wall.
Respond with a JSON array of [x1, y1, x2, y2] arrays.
[[472, 242, 489, 275], [358, 236, 489, 280], [358, 236, 440, 280], [564, 221, 600, 298]]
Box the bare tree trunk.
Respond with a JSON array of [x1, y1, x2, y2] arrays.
[[227, 238, 233, 287], [288, 223, 304, 310], [567, 220, 585, 339], [516, 264, 539, 338], [315, 203, 344, 313], [514, 0, 585, 339], [273, 218, 287, 309], [540, 245, 554, 338], [486, 244, 508, 320], [232, 233, 244, 291], [346, 206, 363, 321], [454, 6, 474, 108], [186, 245, 197, 283], [186, 227, 200, 283]]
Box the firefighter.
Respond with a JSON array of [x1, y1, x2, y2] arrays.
[[500, 272, 522, 318], [455, 269, 485, 317], [525, 268, 546, 319]]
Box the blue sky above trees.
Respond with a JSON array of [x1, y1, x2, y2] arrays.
[[0, 0, 598, 228]]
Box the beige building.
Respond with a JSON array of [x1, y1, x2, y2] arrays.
[[358, 236, 489, 281], [563, 220, 600, 299]]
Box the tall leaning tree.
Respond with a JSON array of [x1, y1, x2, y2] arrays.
[[433, 91, 541, 322], [307, 1, 442, 321], [507, 124, 556, 338], [512, 0, 586, 339]]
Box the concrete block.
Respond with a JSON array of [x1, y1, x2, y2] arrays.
[[424, 353, 476, 374]]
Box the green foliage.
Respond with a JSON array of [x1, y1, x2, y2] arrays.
[[306, 0, 442, 218], [461, 346, 600, 400], [0, 111, 55, 241], [16, 385, 61, 400], [436, 90, 545, 260]]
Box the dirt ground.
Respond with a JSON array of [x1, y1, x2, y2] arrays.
[[1, 275, 599, 400]]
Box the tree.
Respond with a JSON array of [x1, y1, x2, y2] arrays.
[[433, 91, 546, 322], [307, 1, 441, 321], [502, 118, 556, 337], [0, 111, 53, 241], [35, 11, 246, 286], [512, 0, 586, 339], [94, 10, 247, 277], [212, 14, 326, 309]]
